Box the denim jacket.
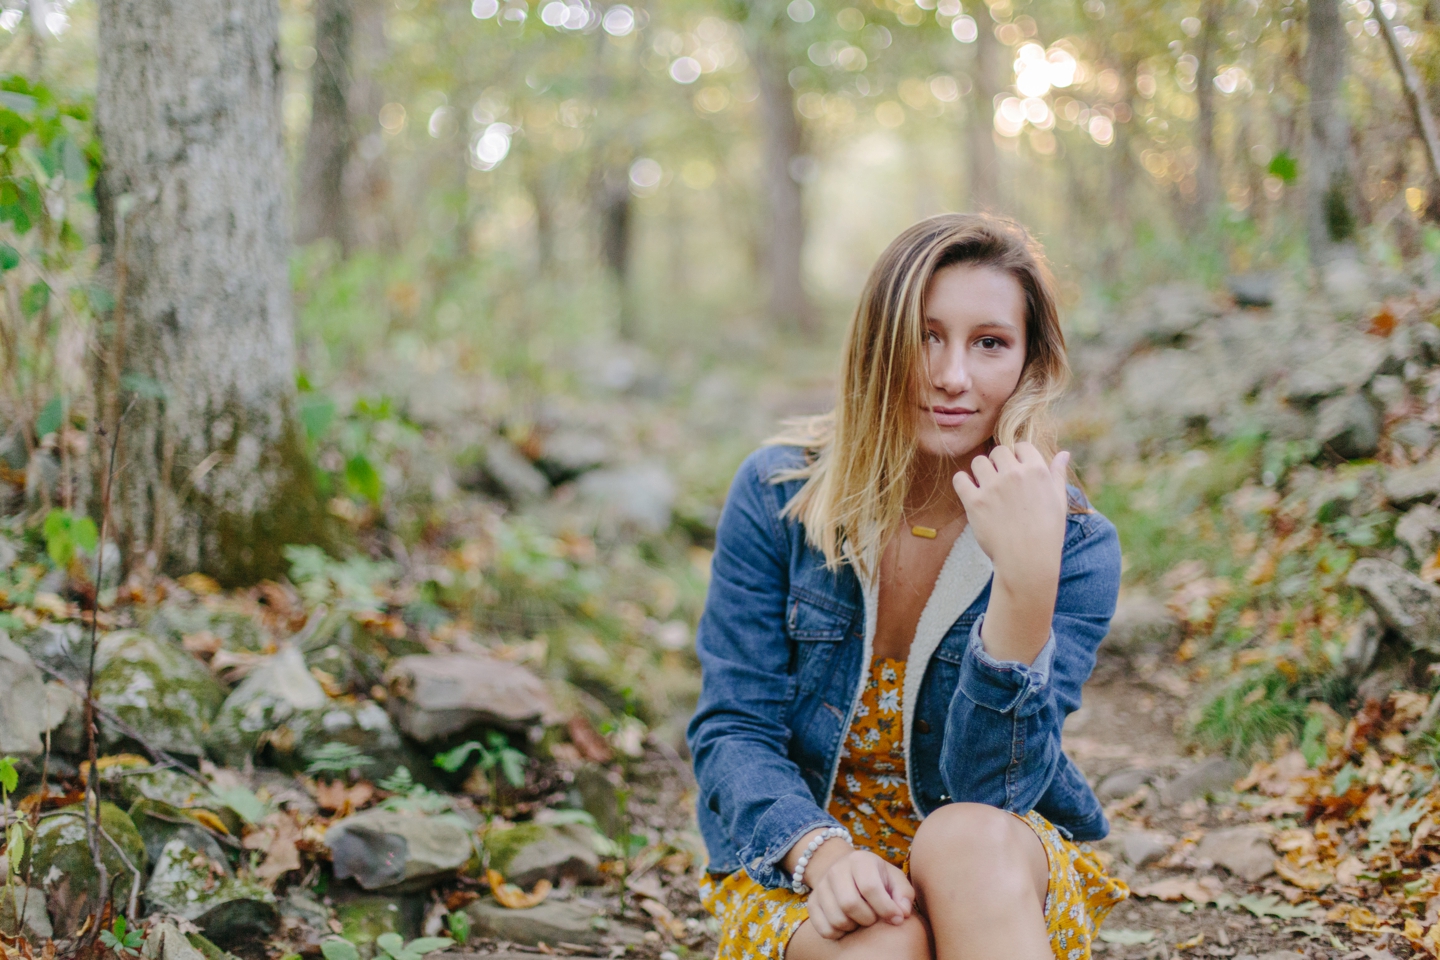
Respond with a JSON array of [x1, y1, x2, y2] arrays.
[[686, 444, 1121, 889]]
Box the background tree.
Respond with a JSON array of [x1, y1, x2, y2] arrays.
[[297, 0, 355, 250], [96, 0, 330, 584]]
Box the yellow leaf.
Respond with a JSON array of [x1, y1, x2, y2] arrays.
[[1274, 857, 1333, 892], [486, 869, 551, 909], [178, 573, 222, 595], [185, 809, 232, 836], [1174, 933, 1204, 951], [78, 754, 150, 781]]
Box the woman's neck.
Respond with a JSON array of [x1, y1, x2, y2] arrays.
[[904, 445, 987, 520]]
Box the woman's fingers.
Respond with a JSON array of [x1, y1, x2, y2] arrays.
[[853, 861, 906, 923], [833, 872, 880, 927], [812, 882, 857, 938], [1050, 450, 1071, 491], [988, 444, 1019, 470], [884, 863, 916, 916]]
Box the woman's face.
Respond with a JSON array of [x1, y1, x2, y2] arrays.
[[913, 263, 1028, 462]]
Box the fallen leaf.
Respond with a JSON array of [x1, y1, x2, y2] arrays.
[[1274, 857, 1333, 891], [312, 779, 376, 814], [1131, 875, 1226, 904], [1097, 929, 1155, 945], [1174, 933, 1204, 950], [567, 714, 615, 764], [178, 572, 222, 595], [1236, 894, 1315, 920], [487, 869, 551, 909], [1327, 904, 1385, 933], [637, 897, 687, 938], [242, 812, 303, 885]]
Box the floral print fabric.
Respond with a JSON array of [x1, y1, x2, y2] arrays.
[[699, 657, 1128, 960]]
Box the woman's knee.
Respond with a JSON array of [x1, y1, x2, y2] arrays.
[[909, 803, 1047, 899], [789, 912, 932, 960]]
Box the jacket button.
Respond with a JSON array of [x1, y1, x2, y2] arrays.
[[916, 719, 931, 734]]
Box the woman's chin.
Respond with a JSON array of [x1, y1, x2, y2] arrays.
[[915, 427, 986, 462]]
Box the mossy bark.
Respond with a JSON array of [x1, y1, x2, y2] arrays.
[[95, 0, 333, 585]]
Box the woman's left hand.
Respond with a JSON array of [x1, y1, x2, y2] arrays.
[[953, 442, 1069, 582], [952, 443, 1069, 663]]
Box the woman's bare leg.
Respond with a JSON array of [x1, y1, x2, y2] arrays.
[[908, 803, 1051, 960], [786, 910, 933, 960]]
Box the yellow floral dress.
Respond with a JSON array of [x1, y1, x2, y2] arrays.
[[699, 657, 1127, 960]]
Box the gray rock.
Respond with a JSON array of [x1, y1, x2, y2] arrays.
[[129, 797, 236, 866], [1096, 768, 1155, 802], [145, 837, 278, 948], [1320, 255, 1375, 317], [1345, 558, 1440, 654], [465, 896, 606, 947], [1121, 350, 1223, 427], [1227, 272, 1277, 308], [1119, 831, 1173, 867], [1397, 504, 1440, 567], [142, 921, 210, 960], [572, 764, 625, 838], [481, 437, 549, 503], [93, 630, 227, 757], [1101, 594, 1180, 656], [537, 429, 612, 481], [1342, 609, 1384, 677], [0, 885, 53, 941], [0, 633, 67, 757], [1159, 757, 1245, 805], [1384, 455, 1440, 507], [1314, 393, 1380, 460], [1394, 419, 1437, 457], [575, 462, 677, 535], [1368, 374, 1409, 414], [0, 536, 16, 570], [208, 645, 327, 766], [1196, 825, 1274, 882], [483, 821, 603, 888], [325, 808, 476, 891], [283, 699, 407, 778], [1284, 337, 1389, 405], [385, 652, 554, 741], [13, 621, 90, 684], [1123, 282, 1221, 346]]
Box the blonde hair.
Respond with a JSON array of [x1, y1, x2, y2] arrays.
[[770, 213, 1071, 573]]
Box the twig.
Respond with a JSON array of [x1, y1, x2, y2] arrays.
[[80, 398, 129, 943], [1376, 4, 1440, 185], [98, 825, 142, 920]]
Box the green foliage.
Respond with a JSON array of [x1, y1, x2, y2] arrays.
[[210, 784, 268, 824], [305, 742, 376, 778], [0, 756, 16, 797], [374, 933, 454, 960], [1194, 666, 1311, 759], [447, 911, 470, 945], [1267, 150, 1298, 184], [377, 766, 452, 814], [1367, 799, 1427, 852], [1236, 895, 1316, 920], [41, 507, 97, 568], [285, 544, 399, 611], [434, 730, 529, 787], [100, 916, 145, 958]]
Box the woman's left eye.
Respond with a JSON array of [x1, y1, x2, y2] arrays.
[[976, 337, 1003, 350]]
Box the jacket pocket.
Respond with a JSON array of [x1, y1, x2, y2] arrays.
[[787, 595, 851, 694]]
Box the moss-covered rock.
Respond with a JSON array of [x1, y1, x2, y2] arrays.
[[207, 645, 326, 766], [480, 820, 602, 887], [24, 802, 147, 937], [94, 630, 227, 757], [144, 837, 277, 949]]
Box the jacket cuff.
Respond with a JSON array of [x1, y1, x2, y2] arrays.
[[959, 614, 1054, 717], [738, 794, 845, 890]]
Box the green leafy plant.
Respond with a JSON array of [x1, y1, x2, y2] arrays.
[[446, 911, 470, 945], [434, 730, 529, 812], [99, 915, 145, 957], [2, 755, 22, 886], [42, 507, 97, 568], [305, 742, 376, 778], [320, 934, 453, 960], [1237, 894, 1316, 920], [376, 766, 451, 814]]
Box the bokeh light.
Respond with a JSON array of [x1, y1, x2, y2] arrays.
[[669, 57, 702, 84], [470, 123, 513, 169], [471, 0, 499, 17], [629, 157, 663, 192], [602, 5, 634, 35], [787, 0, 815, 22], [951, 15, 977, 41]]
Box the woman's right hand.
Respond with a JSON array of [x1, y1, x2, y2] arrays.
[[804, 847, 915, 940]]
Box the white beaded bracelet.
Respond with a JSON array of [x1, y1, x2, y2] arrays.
[[790, 826, 852, 894]]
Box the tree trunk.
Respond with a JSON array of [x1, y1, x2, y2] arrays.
[[96, 0, 331, 585], [967, 16, 1003, 212], [598, 167, 634, 337], [296, 0, 353, 250], [1194, 0, 1224, 221], [751, 31, 812, 334], [1304, 0, 1358, 264]]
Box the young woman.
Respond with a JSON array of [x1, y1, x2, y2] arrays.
[[686, 213, 1126, 960]]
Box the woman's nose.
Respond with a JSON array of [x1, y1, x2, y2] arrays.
[[930, 346, 971, 394]]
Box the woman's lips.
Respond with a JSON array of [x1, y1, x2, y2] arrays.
[[925, 405, 976, 427]]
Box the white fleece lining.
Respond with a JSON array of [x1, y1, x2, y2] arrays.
[[825, 527, 995, 817]]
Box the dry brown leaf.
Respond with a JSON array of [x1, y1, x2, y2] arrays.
[[178, 572, 222, 595], [312, 779, 376, 814], [1334, 855, 1369, 886], [78, 753, 150, 781], [1328, 904, 1388, 933], [1174, 933, 1204, 951], [1130, 875, 1225, 903], [637, 897, 687, 938], [567, 713, 615, 764], [243, 812, 303, 885], [487, 868, 552, 909], [1274, 856, 1332, 892], [182, 630, 223, 659]]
